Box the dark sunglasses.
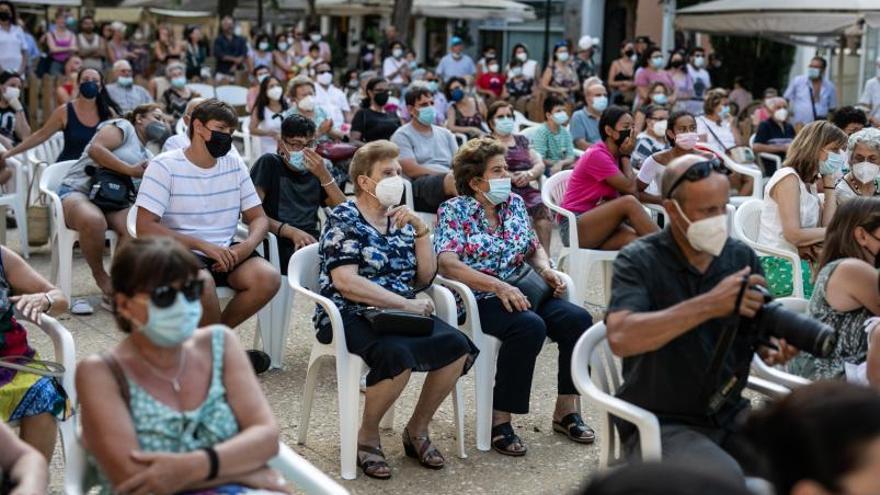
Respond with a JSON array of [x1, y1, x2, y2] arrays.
[[665, 158, 730, 198], [150, 279, 204, 308]]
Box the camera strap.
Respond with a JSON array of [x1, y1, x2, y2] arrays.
[[702, 276, 749, 416]]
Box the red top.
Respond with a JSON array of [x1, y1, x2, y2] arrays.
[[477, 72, 507, 97]]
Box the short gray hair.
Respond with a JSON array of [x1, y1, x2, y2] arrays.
[[112, 60, 131, 72], [847, 127, 880, 155], [165, 62, 185, 78]]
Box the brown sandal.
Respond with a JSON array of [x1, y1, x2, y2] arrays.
[[357, 443, 391, 479], [402, 427, 445, 469]]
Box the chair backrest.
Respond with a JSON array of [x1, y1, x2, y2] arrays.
[[46, 132, 64, 160], [175, 117, 186, 136], [579, 322, 623, 395], [126, 206, 138, 238], [40, 160, 77, 193], [519, 125, 541, 144], [216, 85, 249, 107], [733, 198, 762, 245], [403, 178, 414, 210], [777, 297, 808, 314], [288, 243, 321, 293], [187, 83, 215, 98], [542, 169, 572, 209]]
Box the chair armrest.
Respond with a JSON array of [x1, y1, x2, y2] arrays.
[[554, 270, 576, 305], [287, 279, 348, 355], [30, 314, 77, 407], [421, 284, 457, 327], [751, 355, 811, 390], [434, 275, 479, 316], [746, 375, 790, 400], [589, 387, 662, 461], [269, 443, 349, 495], [39, 181, 64, 236]]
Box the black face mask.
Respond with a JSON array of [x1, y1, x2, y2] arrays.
[[670, 60, 684, 68], [0, 12, 11, 22], [204, 129, 233, 158], [624, 49, 634, 58], [615, 128, 632, 148], [372, 91, 389, 106]]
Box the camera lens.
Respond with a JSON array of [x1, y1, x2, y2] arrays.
[[756, 302, 837, 358]]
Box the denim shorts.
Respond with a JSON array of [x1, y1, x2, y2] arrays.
[[57, 184, 78, 200]]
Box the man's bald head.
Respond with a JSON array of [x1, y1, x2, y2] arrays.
[[182, 97, 208, 128], [661, 154, 713, 201]]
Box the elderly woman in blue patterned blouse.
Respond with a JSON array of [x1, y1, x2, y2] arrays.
[[316, 140, 478, 479], [435, 137, 592, 457]]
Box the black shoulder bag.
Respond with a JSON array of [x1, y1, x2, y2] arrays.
[[497, 208, 553, 309], [87, 165, 135, 212]]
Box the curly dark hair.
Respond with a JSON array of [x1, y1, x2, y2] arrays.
[[831, 106, 868, 133], [452, 136, 507, 197]]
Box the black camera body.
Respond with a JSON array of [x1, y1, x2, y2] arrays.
[[745, 285, 837, 358]]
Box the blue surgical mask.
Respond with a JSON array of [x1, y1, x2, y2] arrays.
[[552, 111, 568, 125], [482, 177, 511, 205], [719, 105, 730, 118], [117, 76, 133, 87], [807, 67, 821, 80], [451, 88, 464, 102], [427, 81, 439, 93], [417, 106, 436, 126], [139, 293, 202, 347], [820, 150, 846, 176], [652, 93, 668, 105], [592, 95, 608, 112], [651, 56, 665, 69], [287, 149, 306, 171], [495, 117, 515, 135]]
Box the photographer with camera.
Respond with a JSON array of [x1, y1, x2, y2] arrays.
[[606, 154, 813, 483]]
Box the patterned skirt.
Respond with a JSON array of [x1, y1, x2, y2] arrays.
[[0, 315, 70, 422]]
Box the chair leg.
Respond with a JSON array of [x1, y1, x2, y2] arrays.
[[49, 235, 59, 290], [58, 417, 77, 468], [296, 350, 324, 445], [263, 282, 292, 370], [338, 356, 364, 480], [453, 380, 467, 459], [599, 413, 612, 470], [474, 342, 497, 452], [58, 240, 74, 301], [15, 199, 28, 259]]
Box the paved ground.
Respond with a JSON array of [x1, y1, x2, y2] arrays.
[[6, 229, 608, 494]]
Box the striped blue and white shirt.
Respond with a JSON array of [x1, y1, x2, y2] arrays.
[[135, 148, 261, 248]]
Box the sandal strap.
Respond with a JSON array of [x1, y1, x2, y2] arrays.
[[558, 413, 594, 436], [357, 443, 386, 459], [491, 422, 522, 449], [406, 430, 443, 462]]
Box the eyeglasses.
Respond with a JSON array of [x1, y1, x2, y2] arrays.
[[665, 158, 730, 198], [283, 140, 316, 151], [149, 279, 204, 308]]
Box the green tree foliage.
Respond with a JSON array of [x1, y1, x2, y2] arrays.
[[708, 35, 796, 96]]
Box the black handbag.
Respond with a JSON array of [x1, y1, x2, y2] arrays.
[[360, 307, 433, 337], [87, 166, 135, 212], [503, 263, 553, 310]]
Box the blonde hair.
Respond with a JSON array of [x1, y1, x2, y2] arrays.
[[703, 88, 728, 116], [287, 76, 314, 98], [784, 120, 847, 181], [350, 140, 400, 194]]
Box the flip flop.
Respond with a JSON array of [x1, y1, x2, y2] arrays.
[[70, 299, 94, 315], [100, 295, 113, 312]]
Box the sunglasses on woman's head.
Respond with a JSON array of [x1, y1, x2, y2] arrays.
[[150, 279, 204, 308], [665, 158, 730, 198]]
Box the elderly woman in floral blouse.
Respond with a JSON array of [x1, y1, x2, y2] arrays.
[[435, 137, 593, 457]]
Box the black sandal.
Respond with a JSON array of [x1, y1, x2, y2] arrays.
[[491, 422, 527, 457], [402, 427, 445, 469], [357, 443, 391, 480], [552, 412, 596, 444]]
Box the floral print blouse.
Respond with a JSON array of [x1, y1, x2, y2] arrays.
[[316, 200, 417, 329], [434, 194, 539, 300]]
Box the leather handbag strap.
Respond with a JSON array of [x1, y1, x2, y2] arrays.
[[100, 352, 131, 412]]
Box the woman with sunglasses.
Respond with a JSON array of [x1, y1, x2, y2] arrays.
[[560, 105, 659, 249], [758, 120, 847, 298], [77, 237, 290, 494]]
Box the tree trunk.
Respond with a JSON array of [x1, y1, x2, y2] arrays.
[[392, 0, 414, 45]]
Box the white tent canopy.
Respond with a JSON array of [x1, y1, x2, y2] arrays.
[[314, 0, 534, 21], [676, 0, 880, 36]]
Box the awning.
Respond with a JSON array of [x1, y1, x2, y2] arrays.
[[13, 0, 80, 6], [676, 0, 880, 37], [93, 7, 144, 23], [313, 0, 534, 20]]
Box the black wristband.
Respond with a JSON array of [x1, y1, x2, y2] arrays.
[[201, 446, 219, 480], [276, 222, 287, 238]]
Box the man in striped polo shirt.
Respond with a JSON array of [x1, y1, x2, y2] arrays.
[[135, 99, 280, 372]]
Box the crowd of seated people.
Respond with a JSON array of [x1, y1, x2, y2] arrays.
[[7, 20, 880, 493]]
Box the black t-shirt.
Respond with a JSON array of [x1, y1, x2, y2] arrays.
[[250, 153, 328, 238], [0, 106, 18, 144], [351, 108, 400, 143], [754, 119, 795, 160], [608, 228, 763, 431]]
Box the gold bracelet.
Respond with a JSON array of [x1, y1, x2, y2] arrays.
[[320, 178, 336, 187], [414, 226, 431, 239]]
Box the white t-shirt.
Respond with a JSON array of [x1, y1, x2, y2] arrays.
[[383, 56, 407, 84], [698, 116, 736, 151], [636, 155, 664, 196], [758, 167, 820, 253], [0, 25, 25, 73], [135, 148, 261, 248], [859, 77, 880, 122], [314, 83, 351, 130]]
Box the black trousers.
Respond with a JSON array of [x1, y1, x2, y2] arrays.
[[476, 296, 591, 414]]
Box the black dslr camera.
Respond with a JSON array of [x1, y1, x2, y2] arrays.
[[746, 285, 837, 358]]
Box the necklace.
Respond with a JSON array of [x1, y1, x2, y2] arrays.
[[138, 346, 187, 393]]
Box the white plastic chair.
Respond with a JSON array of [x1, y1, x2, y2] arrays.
[[288, 243, 467, 480], [64, 440, 348, 495], [697, 143, 763, 207], [127, 207, 287, 369], [513, 110, 538, 130], [541, 170, 619, 306], [45, 132, 64, 162], [435, 269, 577, 452], [233, 116, 261, 167], [186, 83, 215, 98], [216, 85, 249, 107], [402, 178, 437, 227], [570, 321, 808, 470], [732, 199, 804, 299], [39, 160, 119, 300], [750, 297, 813, 390], [749, 133, 782, 175], [518, 125, 541, 143], [175, 117, 186, 136], [4, 314, 78, 475], [0, 152, 30, 258]]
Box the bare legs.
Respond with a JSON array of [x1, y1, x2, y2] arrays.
[[18, 413, 56, 460], [575, 195, 659, 250], [62, 195, 131, 296]]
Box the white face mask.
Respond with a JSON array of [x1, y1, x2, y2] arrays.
[[516, 52, 528, 62], [674, 200, 728, 256], [652, 120, 667, 137], [298, 95, 315, 112], [267, 86, 283, 101], [370, 175, 405, 208], [3, 86, 20, 102], [853, 161, 880, 184], [773, 108, 788, 122], [316, 72, 333, 86]]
